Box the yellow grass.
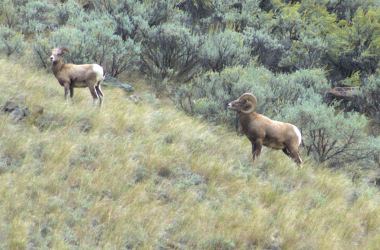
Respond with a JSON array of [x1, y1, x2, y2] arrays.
[[0, 58, 379, 249]]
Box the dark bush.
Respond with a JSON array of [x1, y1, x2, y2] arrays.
[[359, 73, 380, 130], [284, 34, 328, 69], [175, 0, 215, 21], [55, 0, 82, 26], [0, 0, 27, 29], [140, 23, 203, 81], [93, 0, 172, 41], [324, 8, 379, 80], [243, 27, 288, 71], [20, 1, 55, 35]]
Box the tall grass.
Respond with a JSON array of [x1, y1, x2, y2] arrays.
[[0, 58, 379, 249]]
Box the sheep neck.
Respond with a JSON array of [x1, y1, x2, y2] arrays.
[[238, 111, 258, 134], [51, 60, 65, 77]]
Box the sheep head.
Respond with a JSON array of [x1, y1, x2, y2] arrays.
[[227, 93, 258, 114], [50, 47, 70, 63]]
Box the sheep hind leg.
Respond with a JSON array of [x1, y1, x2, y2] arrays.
[[282, 148, 291, 157], [70, 87, 74, 98], [89, 85, 99, 106], [95, 83, 104, 107], [289, 148, 302, 167]]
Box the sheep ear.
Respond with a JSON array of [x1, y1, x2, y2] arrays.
[[244, 100, 252, 107], [239, 93, 257, 114]]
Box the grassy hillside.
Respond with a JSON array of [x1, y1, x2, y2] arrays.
[[0, 58, 379, 249]]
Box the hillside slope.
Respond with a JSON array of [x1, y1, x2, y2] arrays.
[[0, 58, 379, 249]]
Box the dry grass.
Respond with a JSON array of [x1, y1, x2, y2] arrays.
[[0, 58, 379, 249]]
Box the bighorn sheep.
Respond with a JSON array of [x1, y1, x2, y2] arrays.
[[50, 47, 105, 107], [228, 93, 302, 165]]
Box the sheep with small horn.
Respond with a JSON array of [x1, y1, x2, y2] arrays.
[[50, 47, 105, 107], [228, 93, 302, 165]]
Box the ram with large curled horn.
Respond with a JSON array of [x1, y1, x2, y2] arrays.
[[227, 93, 302, 165]]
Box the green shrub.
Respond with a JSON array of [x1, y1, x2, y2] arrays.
[[360, 73, 380, 127], [0, 0, 26, 29], [318, 0, 376, 21], [55, 0, 82, 26], [32, 35, 51, 69], [19, 1, 55, 35], [102, 35, 141, 77], [175, 0, 214, 21], [196, 0, 261, 33], [190, 69, 241, 124], [243, 27, 288, 71], [269, 68, 331, 105], [93, 0, 170, 40], [141, 0, 172, 27], [140, 23, 203, 81], [325, 7, 380, 79], [199, 30, 251, 73], [284, 34, 328, 69], [0, 25, 27, 57]]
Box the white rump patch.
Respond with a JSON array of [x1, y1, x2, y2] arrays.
[[93, 64, 104, 82], [293, 125, 302, 145]]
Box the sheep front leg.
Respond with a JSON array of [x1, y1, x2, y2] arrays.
[[250, 139, 263, 162], [254, 139, 263, 159], [250, 141, 256, 161], [64, 82, 70, 104]]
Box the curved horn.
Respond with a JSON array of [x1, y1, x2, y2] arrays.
[[59, 47, 70, 54], [239, 93, 257, 114]]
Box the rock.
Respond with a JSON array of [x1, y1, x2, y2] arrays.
[[326, 86, 362, 113], [129, 95, 143, 104], [120, 84, 134, 92], [103, 75, 134, 92], [2, 101, 19, 113], [103, 75, 121, 87], [2, 101, 27, 121], [327, 86, 360, 98], [2, 100, 43, 123], [11, 108, 28, 122]]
